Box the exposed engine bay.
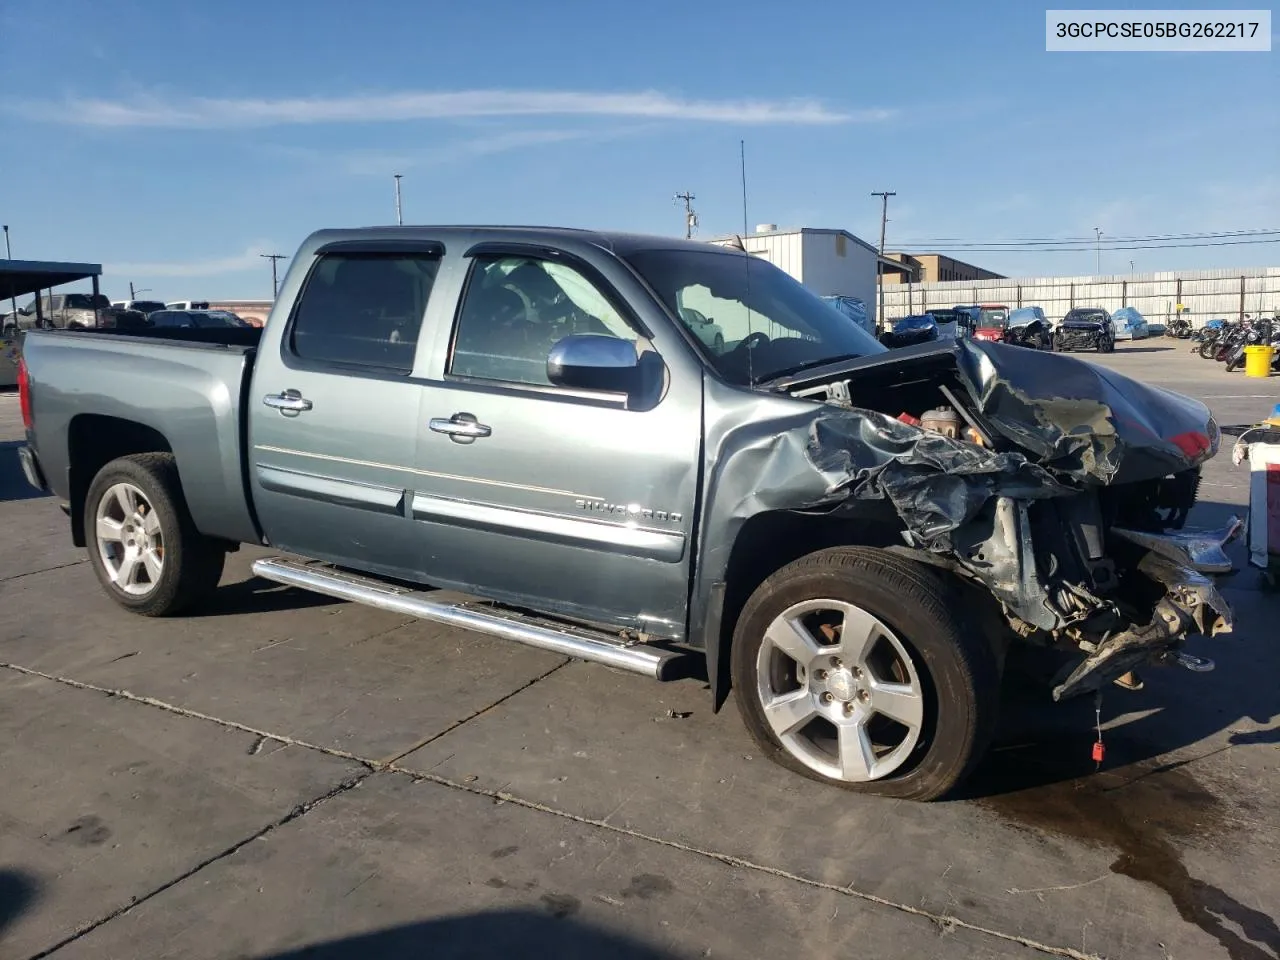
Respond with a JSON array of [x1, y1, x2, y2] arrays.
[[773, 338, 1239, 700]]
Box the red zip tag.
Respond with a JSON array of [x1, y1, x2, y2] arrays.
[[1092, 741, 1105, 763]]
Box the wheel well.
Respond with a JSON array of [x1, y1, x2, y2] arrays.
[[67, 415, 172, 547], [709, 507, 904, 709]]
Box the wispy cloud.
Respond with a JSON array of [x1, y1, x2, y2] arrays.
[[13, 88, 888, 129], [269, 126, 642, 177], [105, 244, 277, 278]]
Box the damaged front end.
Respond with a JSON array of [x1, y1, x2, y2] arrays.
[[775, 339, 1239, 700]]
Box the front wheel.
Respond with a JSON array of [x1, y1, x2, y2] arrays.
[[730, 547, 1000, 801], [85, 453, 226, 616]]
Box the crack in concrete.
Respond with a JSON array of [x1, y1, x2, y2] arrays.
[[374, 659, 569, 768], [3, 660, 1100, 960], [24, 773, 371, 960], [0, 559, 88, 583]]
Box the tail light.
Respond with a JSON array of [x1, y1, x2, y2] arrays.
[[17, 357, 32, 428]]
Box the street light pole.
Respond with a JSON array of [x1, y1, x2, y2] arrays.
[[3, 225, 16, 322], [1094, 227, 1103, 275], [871, 191, 896, 332], [394, 174, 403, 225]]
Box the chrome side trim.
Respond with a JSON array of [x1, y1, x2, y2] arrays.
[[410, 492, 686, 562], [251, 557, 676, 679], [253, 444, 601, 501], [256, 464, 405, 515]]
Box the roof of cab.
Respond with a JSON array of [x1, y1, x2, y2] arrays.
[[297, 225, 729, 259]]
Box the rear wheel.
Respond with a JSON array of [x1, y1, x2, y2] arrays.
[[86, 453, 225, 616], [731, 547, 1000, 801]]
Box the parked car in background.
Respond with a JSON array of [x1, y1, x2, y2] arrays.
[[678, 306, 725, 349], [821, 295, 873, 337], [1056, 307, 1115, 353], [880, 314, 939, 348], [149, 309, 252, 329], [165, 300, 212, 311], [1111, 307, 1150, 340], [111, 300, 167, 316], [924, 307, 972, 339], [1007, 306, 1052, 349], [6, 293, 129, 331], [971, 304, 1011, 343]]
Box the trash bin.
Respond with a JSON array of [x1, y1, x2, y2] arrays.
[[1244, 344, 1274, 378]]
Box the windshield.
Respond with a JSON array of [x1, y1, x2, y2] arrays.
[[134, 301, 166, 314], [977, 307, 1008, 328], [626, 248, 885, 384], [1066, 309, 1108, 323]]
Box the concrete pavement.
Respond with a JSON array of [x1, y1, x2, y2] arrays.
[[1, 340, 1276, 960]]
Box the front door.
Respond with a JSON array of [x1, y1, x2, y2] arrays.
[[411, 248, 702, 638], [249, 246, 443, 580]]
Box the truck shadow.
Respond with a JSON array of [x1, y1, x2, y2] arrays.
[[0, 441, 45, 502], [0, 869, 40, 942], [189, 576, 340, 617], [254, 908, 678, 960]]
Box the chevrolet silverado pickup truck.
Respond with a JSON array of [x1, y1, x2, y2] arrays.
[[17, 226, 1239, 800]]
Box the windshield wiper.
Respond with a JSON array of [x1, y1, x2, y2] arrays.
[[756, 354, 863, 384]]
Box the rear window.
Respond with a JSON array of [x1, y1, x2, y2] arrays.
[[289, 252, 441, 373], [977, 307, 1008, 328], [65, 294, 110, 310]]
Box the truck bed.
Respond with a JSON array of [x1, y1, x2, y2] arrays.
[[20, 329, 262, 546]]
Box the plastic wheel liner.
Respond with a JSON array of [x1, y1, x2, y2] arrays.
[[757, 338, 1237, 700]]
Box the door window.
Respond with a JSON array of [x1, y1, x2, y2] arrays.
[[448, 256, 636, 386], [289, 253, 440, 374]]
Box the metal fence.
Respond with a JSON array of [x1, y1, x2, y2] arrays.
[[878, 266, 1280, 329]]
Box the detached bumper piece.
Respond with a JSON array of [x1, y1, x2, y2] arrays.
[[1052, 550, 1234, 701]]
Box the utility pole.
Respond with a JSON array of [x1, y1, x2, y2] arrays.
[[1094, 227, 1103, 275], [673, 191, 697, 239], [871, 191, 896, 332], [260, 253, 286, 298], [2, 225, 14, 322], [393, 174, 403, 225], [1129, 259, 1134, 274]]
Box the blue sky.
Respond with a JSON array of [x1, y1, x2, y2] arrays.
[[1, 0, 1276, 300]]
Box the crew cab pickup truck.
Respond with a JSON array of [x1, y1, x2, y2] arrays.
[[17, 226, 1238, 800]]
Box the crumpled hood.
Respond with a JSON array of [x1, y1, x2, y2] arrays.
[[953, 339, 1219, 485]]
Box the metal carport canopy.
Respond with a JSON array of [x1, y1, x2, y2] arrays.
[[0, 258, 102, 300]]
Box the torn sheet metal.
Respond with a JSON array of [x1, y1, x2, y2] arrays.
[[952, 339, 1220, 485], [804, 408, 1073, 547]]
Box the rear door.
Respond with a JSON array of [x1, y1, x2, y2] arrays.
[[409, 244, 703, 638], [248, 242, 444, 580]]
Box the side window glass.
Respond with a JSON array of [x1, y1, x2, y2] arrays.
[[448, 255, 635, 386], [290, 253, 440, 373]]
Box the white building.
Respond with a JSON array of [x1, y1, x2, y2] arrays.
[[710, 224, 907, 322]]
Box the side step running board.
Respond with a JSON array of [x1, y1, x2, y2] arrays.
[[251, 557, 685, 680]]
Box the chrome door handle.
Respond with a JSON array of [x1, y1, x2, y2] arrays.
[[430, 412, 491, 443], [263, 390, 313, 415]]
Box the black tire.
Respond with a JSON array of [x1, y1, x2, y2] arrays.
[[730, 547, 1000, 801], [1226, 355, 1241, 373], [85, 453, 225, 616], [1199, 341, 1217, 360]]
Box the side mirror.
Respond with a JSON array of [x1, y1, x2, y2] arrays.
[[547, 334, 639, 393]]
